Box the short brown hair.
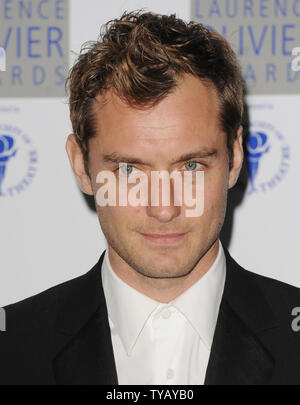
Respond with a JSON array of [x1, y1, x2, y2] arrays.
[[67, 10, 244, 172]]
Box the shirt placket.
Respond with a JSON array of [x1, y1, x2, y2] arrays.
[[150, 304, 186, 384]]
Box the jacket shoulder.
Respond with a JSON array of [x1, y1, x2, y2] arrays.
[[241, 266, 299, 304], [3, 269, 93, 333], [231, 257, 300, 327]]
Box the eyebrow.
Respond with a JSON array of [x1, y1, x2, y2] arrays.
[[102, 149, 218, 166]]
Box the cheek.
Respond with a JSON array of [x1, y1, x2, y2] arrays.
[[97, 205, 141, 230], [203, 171, 228, 215]]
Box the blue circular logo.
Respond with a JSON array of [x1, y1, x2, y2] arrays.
[[247, 121, 290, 194], [0, 124, 38, 197]]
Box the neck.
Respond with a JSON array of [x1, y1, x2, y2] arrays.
[[107, 239, 220, 303]]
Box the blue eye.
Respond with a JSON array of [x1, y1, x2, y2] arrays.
[[185, 161, 200, 171], [119, 165, 134, 175]]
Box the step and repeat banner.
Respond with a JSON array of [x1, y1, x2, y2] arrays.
[[0, 0, 299, 306]]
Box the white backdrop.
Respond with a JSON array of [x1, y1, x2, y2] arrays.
[[0, 0, 299, 307]]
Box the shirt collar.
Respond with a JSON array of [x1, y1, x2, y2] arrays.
[[101, 251, 158, 355], [101, 241, 226, 355], [172, 242, 226, 349]]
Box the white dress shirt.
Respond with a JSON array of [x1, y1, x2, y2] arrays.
[[101, 241, 226, 385]]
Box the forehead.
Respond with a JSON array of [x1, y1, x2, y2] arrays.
[[91, 74, 223, 152]]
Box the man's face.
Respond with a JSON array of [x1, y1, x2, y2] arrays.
[[68, 74, 243, 279]]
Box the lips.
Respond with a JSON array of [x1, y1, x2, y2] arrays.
[[138, 232, 189, 246]]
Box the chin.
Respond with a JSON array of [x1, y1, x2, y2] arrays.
[[131, 251, 192, 277], [135, 265, 190, 279]]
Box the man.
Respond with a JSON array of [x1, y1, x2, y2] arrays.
[[1, 11, 299, 385]]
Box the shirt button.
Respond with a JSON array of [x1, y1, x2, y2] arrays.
[[166, 368, 174, 379], [161, 309, 171, 319]]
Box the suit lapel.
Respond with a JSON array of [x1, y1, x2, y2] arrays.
[[52, 251, 118, 385], [205, 249, 279, 385], [204, 299, 276, 384]]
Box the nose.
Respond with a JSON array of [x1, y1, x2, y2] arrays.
[[146, 173, 181, 223]]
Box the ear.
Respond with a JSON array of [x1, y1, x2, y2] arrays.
[[228, 125, 244, 189], [65, 134, 93, 195]]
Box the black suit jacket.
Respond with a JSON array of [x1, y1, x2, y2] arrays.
[[1, 249, 300, 385]]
